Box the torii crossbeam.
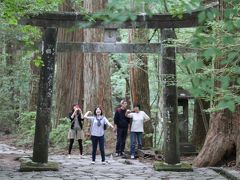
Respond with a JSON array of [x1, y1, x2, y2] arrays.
[[19, 2, 218, 29]]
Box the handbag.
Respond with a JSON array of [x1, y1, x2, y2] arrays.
[[104, 124, 107, 130]]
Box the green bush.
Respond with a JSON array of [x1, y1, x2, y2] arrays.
[[16, 114, 90, 149], [50, 117, 69, 148], [16, 111, 36, 146]]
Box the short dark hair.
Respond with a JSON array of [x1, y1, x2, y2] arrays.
[[120, 99, 127, 105], [93, 106, 103, 116], [133, 103, 140, 109]]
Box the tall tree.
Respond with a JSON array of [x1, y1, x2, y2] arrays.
[[6, 43, 16, 106], [193, 0, 240, 166], [128, 28, 153, 148], [5, 42, 20, 120], [55, 0, 84, 126], [28, 53, 40, 111], [191, 99, 209, 149], [193, 107, 240, 166], [83, 0, 112, 118]]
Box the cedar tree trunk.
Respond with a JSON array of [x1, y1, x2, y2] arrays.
[[55, 0, 84, 126], [128, 28, 153, 148], [193, 107, 240, 167], [83, 0, 112, 117]]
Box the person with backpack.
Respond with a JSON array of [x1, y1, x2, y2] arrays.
[[84, 106, 113, 164], [67, 104, 84, 158], [113, 100, 131, 156]]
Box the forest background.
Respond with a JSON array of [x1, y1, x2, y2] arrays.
[[0, 0, 240, 167]]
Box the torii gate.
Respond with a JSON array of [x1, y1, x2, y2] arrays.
[[19, 2, 218, 170]]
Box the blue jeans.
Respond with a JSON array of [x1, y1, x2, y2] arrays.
[[91, 135, 105, 162], [130, 132, 143, 156]]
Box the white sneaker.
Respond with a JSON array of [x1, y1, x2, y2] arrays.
[[68, 154, 71, 159], [79, 154, 84, 158], [91, 161, 95, 164], [102, 161, 106, 165], [131, 155, 134, 159]]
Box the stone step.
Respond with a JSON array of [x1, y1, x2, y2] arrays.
[[180, 143, 198, 156]]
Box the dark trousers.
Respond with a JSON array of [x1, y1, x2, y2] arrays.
[[116, 128, 128, 154], [68, 139, 83, 155], [91, 135, 105, 162]]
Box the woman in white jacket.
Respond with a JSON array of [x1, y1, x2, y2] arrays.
[[126, 104, 150, 159]]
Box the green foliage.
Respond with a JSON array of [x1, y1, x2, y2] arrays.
[[33, 53, 44, 67], [177, 0, 240, 112], [50, 118, 92, 148], [0, 50, 34, 129], [16, 111, 36, 145], [50, 118, 69, 148], [110, 53, 128, 108], [0, 0, 62, 133]]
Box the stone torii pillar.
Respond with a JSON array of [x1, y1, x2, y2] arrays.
[[160, 28, 180, 165], [20, 27, 59, 171], [154, 29, 192, 171], [32, 27, 58, 164]]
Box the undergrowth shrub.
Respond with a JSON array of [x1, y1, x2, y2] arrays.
[[16, 111, 36, 146], [50, 117, 69, 148]]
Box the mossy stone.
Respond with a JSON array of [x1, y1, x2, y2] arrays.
[[20, 160, 59, 172], [154, 161, 193, 172]]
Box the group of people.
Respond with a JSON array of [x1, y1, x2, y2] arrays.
[[67, 100, 150, 164]]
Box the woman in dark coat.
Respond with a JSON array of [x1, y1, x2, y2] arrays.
[[67, 104, 84, 158]]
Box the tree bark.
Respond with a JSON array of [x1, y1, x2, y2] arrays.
[[83, 0, 112, 118], [161, 28, 180, 164], [28, 53, 40, 111], [193, 106, 240, 167], [55, 0, 84, 126], [192, 98, 210, 149], [128, 28, 153, 148], [32, 28, 57, 163], [6, 43, 17, 115]]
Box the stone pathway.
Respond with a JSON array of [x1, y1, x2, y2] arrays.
[[0, 143, 236, 179]]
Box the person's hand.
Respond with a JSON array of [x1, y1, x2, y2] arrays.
[[126, 109, 131, 113], [73, 107, 78, 113]]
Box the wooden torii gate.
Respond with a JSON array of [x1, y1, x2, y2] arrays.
[[19, 2, 217, 168]]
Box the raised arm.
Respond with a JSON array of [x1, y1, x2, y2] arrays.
[[79, 109, 84, 119], [84, 111, 92, 120], [70, 109, 78, 119], [125, 109, 132, 118], [105, 118, 114, 128]]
